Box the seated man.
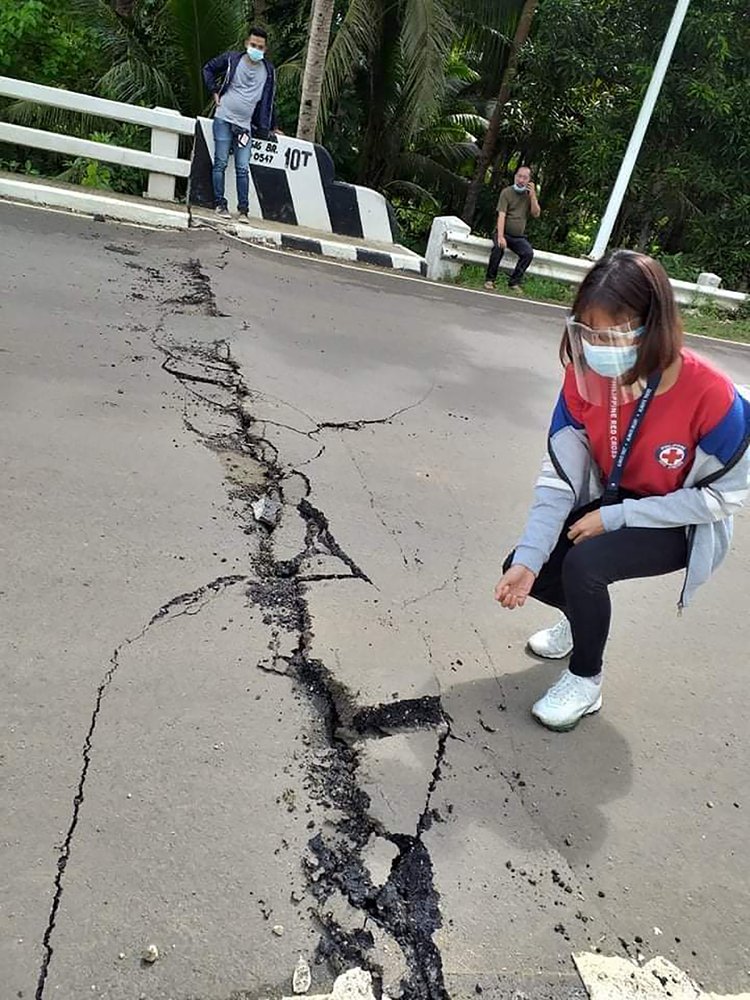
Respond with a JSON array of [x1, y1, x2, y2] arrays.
[[484, 166, 541, 293]]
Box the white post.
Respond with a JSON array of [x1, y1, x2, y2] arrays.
[[425, 216, 471, 281], [146, 107, 181, 201], [589, 0, 691, 259], [696, 272, 721, 290]]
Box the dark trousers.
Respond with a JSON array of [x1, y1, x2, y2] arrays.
[[504, 502, 688, 677], [486, 232, 534, 286]]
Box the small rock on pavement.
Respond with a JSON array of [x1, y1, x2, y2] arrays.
[[293, 954, 312, 994], [252, 495, 282, 527], [142, 944, 159, 963], [273, 924, 285, 937]]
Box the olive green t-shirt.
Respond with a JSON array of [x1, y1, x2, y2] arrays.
[[497, 186, 530, 237]]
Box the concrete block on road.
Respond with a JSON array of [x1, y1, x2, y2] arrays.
[[355, 731, 440, 836], [283, 966, 387, 1000], [572, 952, 731, 999], [369, 924, 409, 999], [274, 505, 309, 564], [317, 888, 367, 936], [361, 833, 399, 887], [306, 578, 439, 722]]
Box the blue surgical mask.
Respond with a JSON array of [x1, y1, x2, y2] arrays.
[[582, 341, 639, 378], [247, 47, 265, 62], [513, 183, 527, 193]]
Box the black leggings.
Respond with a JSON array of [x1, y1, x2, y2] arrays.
[[505, 502, 688, 677]]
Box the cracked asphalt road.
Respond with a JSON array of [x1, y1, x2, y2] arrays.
[[2, 202, 750, 1000]]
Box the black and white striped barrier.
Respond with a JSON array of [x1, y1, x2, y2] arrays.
[[189, 118, 400, 245], [233, 219, 428, 276]]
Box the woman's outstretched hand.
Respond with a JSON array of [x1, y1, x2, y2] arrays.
[[494, 564, 536, 609]]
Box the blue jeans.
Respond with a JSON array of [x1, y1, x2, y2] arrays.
[[212, 117, 251, 213]]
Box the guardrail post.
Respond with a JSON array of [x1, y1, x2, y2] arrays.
[[425, 216, 471, 280], [145, 107, 181, 201], [697, 272, 722, 291]]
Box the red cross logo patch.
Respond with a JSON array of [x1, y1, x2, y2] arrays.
[[656, 443, 688, 469]]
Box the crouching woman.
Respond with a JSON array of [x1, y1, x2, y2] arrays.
[[495, 251, 750, 731]]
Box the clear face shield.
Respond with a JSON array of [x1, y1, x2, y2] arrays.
[[566, 316, 646, 405]]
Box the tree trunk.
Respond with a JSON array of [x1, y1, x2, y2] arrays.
[[254, 0, 268, 23], [112, 0, 135, 15], [461, 0, 539, 226], [355, 2, 398, 186], [296, 0, 336, 141], [636, 210, 653, 251]]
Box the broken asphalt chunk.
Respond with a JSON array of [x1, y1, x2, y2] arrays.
[[283, 967, 390, 1000], [252, 494, 282, 527]]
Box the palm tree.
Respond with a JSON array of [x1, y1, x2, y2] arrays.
[[319, 0, 455, 187], [297, 0, 336, 140], [387, 51, 485, 210], [29, 0, 245, 118], [461, 0, 539, 224]]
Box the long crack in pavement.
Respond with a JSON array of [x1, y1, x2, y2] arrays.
[[34, 574, 250, 1000], [35, 253, 450, 1000]]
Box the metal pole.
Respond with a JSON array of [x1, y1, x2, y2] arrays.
[[589, 0, 691, 259]]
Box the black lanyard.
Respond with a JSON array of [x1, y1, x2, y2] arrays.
[[602, 372, 661, 505]]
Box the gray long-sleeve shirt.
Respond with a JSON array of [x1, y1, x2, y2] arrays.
[[216, 55, 268, 130]]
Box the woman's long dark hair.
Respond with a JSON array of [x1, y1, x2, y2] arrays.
[[560, 250, 684, 384]]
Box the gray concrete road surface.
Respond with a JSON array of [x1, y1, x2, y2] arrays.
[[1, 202, 749, 1000]]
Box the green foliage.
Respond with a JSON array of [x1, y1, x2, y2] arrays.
[[78, 159, 114, 188], [390, 194, 439, 251], [487, 0, 750, 288], [0, 0, 102, 87], [0, 155, 40, 176], [166, 0, 247, 114], [680, 309, 750, 345], [452, 263, 574, 304], [318, 0, 459, 186], [56, 127, 147, 194]]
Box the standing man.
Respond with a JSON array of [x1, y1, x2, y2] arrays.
[[202, 27, 278, 219], [484, 166, 541, 293]]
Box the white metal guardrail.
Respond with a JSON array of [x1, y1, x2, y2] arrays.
[[0, 76, 195, 201], [426, 216, 747, 310]]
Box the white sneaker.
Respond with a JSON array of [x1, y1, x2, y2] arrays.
[[527, 616, 573, 659], [532, 669, 602, 731]]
